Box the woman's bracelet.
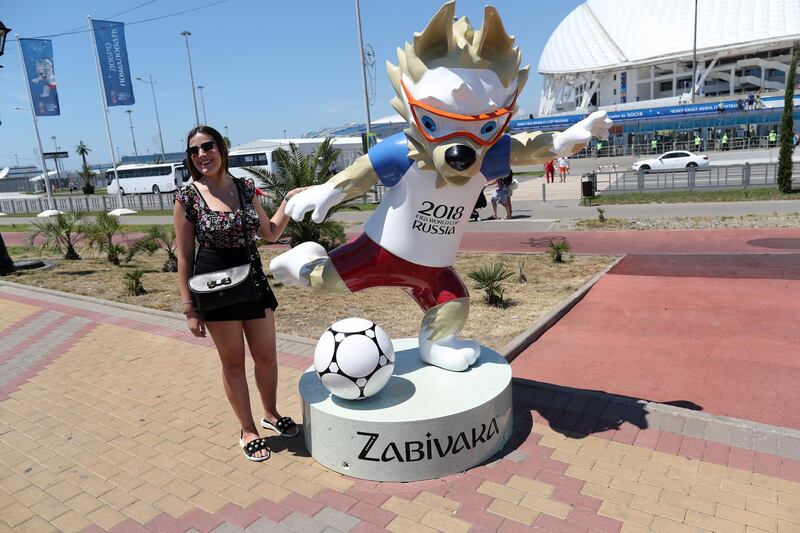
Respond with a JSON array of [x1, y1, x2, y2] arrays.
[[183, 308, 198, 315]]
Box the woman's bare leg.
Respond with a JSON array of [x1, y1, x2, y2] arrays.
[[206, 320, 267, 458], [243, 311, 282, 425]]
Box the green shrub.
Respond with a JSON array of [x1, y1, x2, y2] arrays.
[[517, 259, 528, 283], [123, 269, 146, 296], [468, 262, 514, 307], [549, 239, 570, 263]]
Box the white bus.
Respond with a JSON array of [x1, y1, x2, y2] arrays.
[[106, 163, 189, 195], [227, 137, 364, 187]]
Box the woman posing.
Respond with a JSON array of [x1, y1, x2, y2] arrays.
[[174, 126, 304, 461]]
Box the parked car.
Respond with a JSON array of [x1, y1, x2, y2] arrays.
[[632, 151, 709, 172]]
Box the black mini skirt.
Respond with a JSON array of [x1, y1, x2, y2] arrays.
[[193, 247, 278, 322]]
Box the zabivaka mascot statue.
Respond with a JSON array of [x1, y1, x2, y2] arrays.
[[271, 1, 611, 372]]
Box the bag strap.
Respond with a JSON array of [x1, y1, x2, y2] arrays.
[[232, 179, 263, 267]]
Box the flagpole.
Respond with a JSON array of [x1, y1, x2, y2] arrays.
[[87, 16, 126, 212], [16, 35, 55, 211]]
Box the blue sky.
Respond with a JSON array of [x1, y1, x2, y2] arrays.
[[1, 0, 583, 170]]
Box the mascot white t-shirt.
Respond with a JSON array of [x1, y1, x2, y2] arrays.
[[363, 133, 511, 267]]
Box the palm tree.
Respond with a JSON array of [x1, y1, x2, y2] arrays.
[[244, 139, 347, 250], [127, 225, 178, 272], [27, 211, 85, 260], [84, 212, 126, 265], [75, 141, 91, 168], [76, 141, 95, 194]]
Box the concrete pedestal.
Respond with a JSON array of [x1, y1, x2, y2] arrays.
[[299, 338, 513, 481]]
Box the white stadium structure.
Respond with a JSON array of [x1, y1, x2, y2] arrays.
[[537, 0, 800, 116]]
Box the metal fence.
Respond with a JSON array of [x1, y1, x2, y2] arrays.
[[0, 185, 387, 216], [592, 161, 799, 194], [572, 136, 779, 159]]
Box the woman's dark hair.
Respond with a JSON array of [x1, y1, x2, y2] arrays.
[[185, 125, 229, 181]]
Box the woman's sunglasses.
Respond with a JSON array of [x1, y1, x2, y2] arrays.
[[186, 141, 216, 157]]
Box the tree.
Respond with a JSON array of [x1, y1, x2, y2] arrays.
[[84, 212, 126, 265], [27, 211, 85, 260], [244, 139, 347, 250], [777, 46, 800, 193], [223, 135, 232, 149], [75, 141, 91, 168], [76, 142, 96, 193], [127, 225, 178, 272], [78, 164, 96, 189]]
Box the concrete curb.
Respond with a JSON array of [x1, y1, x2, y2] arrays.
[[0, 279, 318, 346], [513, 378, 800, 460], [500, 255, 626, 362]]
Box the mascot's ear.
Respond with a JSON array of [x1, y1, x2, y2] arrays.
[[475, 6, 514, 63], [413, 0, 456, 64]]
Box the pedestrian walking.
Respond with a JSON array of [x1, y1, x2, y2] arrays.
[[557, 156, 570, 182]]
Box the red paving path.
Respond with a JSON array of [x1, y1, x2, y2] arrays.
[[513, 252, 800, 430]]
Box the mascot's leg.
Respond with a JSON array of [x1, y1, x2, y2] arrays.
[[268, 242, 348, 293], [418, 297, 480, 372]]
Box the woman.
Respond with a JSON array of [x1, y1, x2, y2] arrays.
[[557, 156, 569, 182], [174, 126, 304, 462], [488, 172, 513, 220]]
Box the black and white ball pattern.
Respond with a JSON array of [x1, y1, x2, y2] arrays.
[[314, 317, 395, 400]]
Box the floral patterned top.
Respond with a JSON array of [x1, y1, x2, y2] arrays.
[[174, 177, 261, 249]]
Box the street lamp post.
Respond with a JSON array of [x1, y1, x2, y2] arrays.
[[197, 85, 208, 125], [0, 19, 14, 275], [180, 31, 200, 126], [50, 136, 62, 186], [354, 0, 372, 141], [135, 75, 166, 162], [125, 109, 138, 157]]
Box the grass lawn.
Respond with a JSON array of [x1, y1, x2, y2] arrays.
[[595, 187, 800, 204], [5, 245, 615, 349]]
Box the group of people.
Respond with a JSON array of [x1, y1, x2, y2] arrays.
[[544, 156, 569, 183]]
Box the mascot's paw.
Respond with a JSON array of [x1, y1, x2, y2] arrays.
[[419, 335, 481, 372], [268, 241, 328, 288]]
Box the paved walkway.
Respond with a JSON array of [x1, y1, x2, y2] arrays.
[[3, 224, 800, 532]]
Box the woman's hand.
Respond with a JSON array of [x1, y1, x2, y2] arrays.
[[186, 311, 206, 337]]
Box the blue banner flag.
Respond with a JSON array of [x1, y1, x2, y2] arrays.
[[20, 39, 60, 117], [92, 19, 135, 106]]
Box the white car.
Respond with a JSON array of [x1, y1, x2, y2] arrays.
[[632, 151, 709, 172]]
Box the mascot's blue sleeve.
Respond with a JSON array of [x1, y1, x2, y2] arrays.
[[368, 133, 413, 187], [481, 134, 512, 181]]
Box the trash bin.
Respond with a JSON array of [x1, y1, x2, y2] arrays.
[[581, 174, 596, 198]]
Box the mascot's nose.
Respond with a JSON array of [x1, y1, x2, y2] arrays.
[[444, 145, 476, 171]]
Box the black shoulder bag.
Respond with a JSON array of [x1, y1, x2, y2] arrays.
[[188, 179, 264, 312]]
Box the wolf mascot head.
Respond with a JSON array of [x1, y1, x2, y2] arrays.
[[386, 1, 527, 186]]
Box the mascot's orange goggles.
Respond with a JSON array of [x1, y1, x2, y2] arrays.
[[402, 80, 516, 146]]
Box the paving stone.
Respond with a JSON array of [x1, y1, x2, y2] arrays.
[[280, 511, 326, 533], [313, 507, 360, 532], [245, 518, 292, 533], [211, 523, 246, 533]]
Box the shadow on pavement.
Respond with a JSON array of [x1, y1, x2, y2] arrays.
[[494, 380, 704, 459]]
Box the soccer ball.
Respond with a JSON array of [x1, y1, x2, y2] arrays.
[[314, 318, 395, 400]]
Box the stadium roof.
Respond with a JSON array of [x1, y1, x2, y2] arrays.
[[538, 0, 800, 74]]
